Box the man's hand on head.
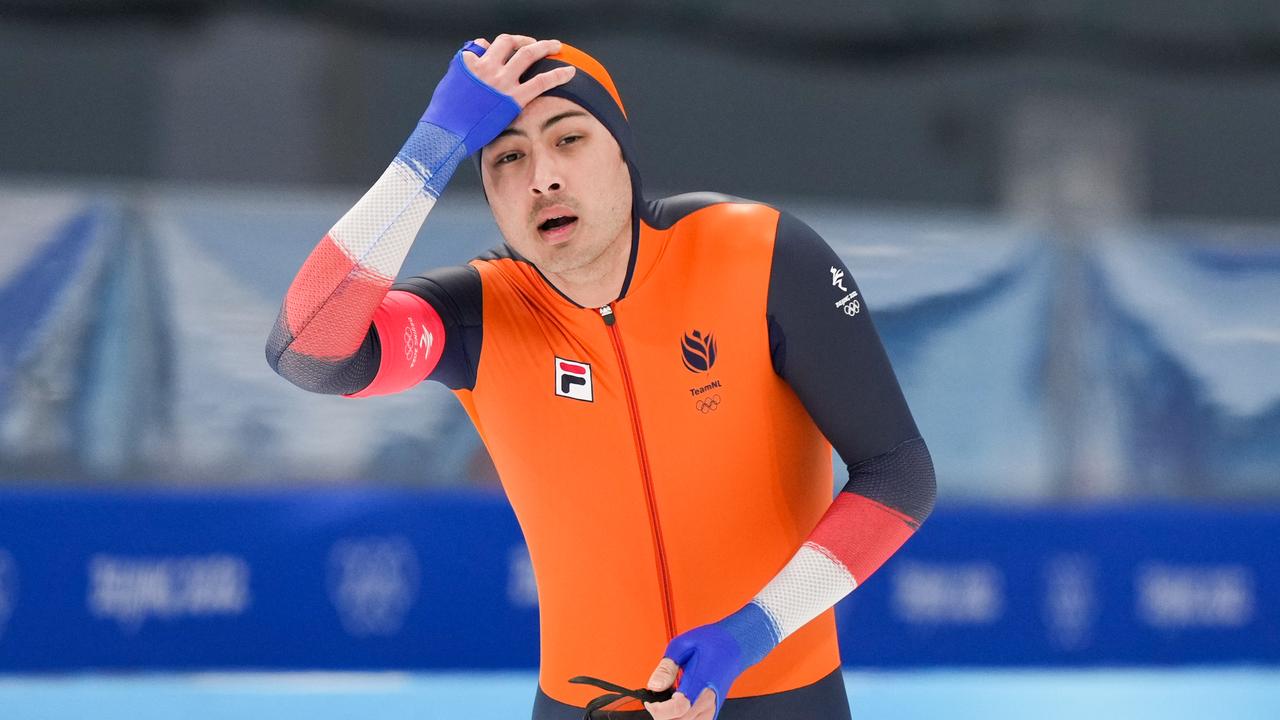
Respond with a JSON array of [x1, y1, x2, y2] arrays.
[[462, 34, 576, 109], [419, 34, 576, 157]]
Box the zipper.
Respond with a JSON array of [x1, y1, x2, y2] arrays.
[[598, 303, 676, 641]]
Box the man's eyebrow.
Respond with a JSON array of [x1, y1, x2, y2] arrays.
[[492, 111, 589, 142], [540, 110, 588, 131]]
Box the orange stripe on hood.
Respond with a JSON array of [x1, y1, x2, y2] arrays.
[[549, 44, 627, 119]]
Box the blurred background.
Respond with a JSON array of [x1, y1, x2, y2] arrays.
[[0, 1, 1277, 718]]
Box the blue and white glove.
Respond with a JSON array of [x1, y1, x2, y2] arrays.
[[420, 40, 520, 157], [654, 603, 779, 718], [401, 41, 520, 199]]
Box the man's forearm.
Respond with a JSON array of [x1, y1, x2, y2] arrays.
[[266, 46, 518, 395], [744, 437, 935, 650], [655, 437, 936, 714], [265, 122, 463, 393]]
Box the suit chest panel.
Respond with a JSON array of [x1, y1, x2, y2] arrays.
[[465, 212, 805, 506]]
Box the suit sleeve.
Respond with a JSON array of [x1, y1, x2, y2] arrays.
[[265, 43, 515, 398], [264, 120, 471, 396], [267, 261, 483, 398], [766, 210, 936, 527], [374, 265, 484, 393], [732, 211, 936, 649]]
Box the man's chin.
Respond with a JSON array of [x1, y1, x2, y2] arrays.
[[533, 242, 606, 277], [533, 253, 584, 277]]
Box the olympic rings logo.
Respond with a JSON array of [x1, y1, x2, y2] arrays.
[[696, 394, 721, 413], [402, 319, 419, 364], [843, 299, 861, 316]]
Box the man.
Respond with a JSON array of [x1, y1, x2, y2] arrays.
[[267, 35, 935, 720]]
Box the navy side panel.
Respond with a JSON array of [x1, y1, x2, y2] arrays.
[[393, 263, 484, 391]]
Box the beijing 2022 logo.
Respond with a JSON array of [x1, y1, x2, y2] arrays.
[[681, 330, 717, 373]]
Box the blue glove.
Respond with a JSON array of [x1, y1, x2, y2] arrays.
[[397, 42, 521, 198], [662, 603, 780, 718], [420, 41, 521, 156]]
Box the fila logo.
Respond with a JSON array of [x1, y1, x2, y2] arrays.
[[830, 266, 848, 292], [555, 357, 594, 402]]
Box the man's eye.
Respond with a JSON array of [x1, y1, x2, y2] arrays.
[[495, 152, 521, 166], [558, 135, 582, 146]]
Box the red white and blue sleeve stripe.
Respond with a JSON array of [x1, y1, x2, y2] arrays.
[[745, 439, 935, 648], [664, 440, 934, 713], [266, 46, 517, 396], [747, 210, 939, 649]]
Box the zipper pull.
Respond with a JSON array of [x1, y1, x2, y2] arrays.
[[598, 304, 616, 326]]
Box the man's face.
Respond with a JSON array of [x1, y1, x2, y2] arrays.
[[481, 95, 632, 278]]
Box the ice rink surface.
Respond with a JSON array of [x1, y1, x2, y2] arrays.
[[1, 668, 1277, 720]]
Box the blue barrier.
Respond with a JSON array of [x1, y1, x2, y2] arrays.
[[839, 503, 1280, 667], [0, 488, 1275, 671]]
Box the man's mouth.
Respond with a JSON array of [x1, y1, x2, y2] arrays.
[[538, 215, 578, 232], [537, 215, 579, 243]]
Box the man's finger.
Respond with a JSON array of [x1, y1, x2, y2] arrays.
[[494, 34, 537, 62], [667, 687, 716, 720], [648, 657, 679, 690], [644, 690, 691, 720], [693, 686, 717, 713], [505, 38, 562, 76], [511, 66, 575, 107], [484, 33, 525, 64], [670, 686, 715, 720], [668, 688, 715, 720], [485, 33, 513, 58], [460, 38, 488, 72]]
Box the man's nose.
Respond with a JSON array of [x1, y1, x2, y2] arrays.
[[529, 154, 563, 195]]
